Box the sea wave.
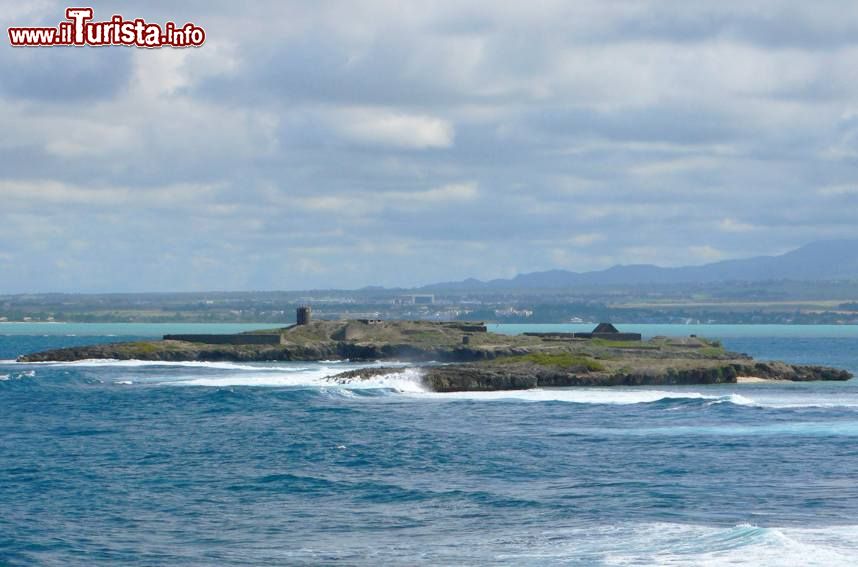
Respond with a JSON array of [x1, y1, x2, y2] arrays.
[[549, 420, 858, 438], [165, 367, 428, 393], [0, 370, 35, 382], [410, 388, 757, 406], [7, 357, 858, 411], [592, 522, 858, 566]]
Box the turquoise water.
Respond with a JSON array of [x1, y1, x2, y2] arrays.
[[2, 324, 858, 565]]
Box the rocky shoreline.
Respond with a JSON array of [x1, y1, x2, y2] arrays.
[[330, 361, 853, 392]]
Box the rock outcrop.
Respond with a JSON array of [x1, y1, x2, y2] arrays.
[[331, 360, 852, 393], [17, 319, 853, 390]]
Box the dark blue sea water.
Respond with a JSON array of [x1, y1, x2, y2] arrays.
[[2, 324, 858, 565]]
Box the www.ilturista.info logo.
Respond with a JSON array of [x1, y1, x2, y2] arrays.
[[8, 8, 205, 47]]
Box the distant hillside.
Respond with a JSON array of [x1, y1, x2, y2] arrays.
[[422, 240, 858, 290]]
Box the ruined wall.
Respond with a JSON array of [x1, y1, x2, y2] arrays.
[[587, 332, 643, 341], [442, 322, 488, 333], [524, 331, 643, 341]]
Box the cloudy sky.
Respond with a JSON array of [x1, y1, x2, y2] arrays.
[[2, 0, 858, 292]]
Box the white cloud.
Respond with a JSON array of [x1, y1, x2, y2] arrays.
[[391, 182, 478, 203], [718, 218, 758, 232], [132, 49, 192, 97], [817, 184, 858, 196], [130, 40, 240, 98], [291, 182, 478, 214], [688, 245, 724, 262], [568, 233, 604, 246], [331, 107, 454, 148], [630, 156, 722, 177], [0, 179, 221, 207]]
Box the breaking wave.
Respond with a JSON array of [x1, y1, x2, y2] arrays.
[[413, 388, 757, 406], [0, 369, 35, 381], [585, 522, 858, 566], [177, 367, 428, 393], [5, 358, 858, 412]]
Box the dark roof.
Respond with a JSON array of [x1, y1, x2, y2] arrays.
[[592, 322, 619, 334]]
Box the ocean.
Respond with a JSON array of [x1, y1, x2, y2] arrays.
[[2, 323, 858, 565]]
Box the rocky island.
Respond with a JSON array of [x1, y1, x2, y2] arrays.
[[18, 311, 852, 392]]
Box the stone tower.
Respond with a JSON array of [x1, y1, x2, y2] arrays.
[[296, 306, 312, 325]]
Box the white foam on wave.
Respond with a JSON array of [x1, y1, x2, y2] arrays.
[[737, 391, 858, 409], [175, 366, 428, 393], [554, 420, 858, 437], [334, 367, 428, 393], [10, 356, 858, 409], [707, 390, 858, 410], [434, 387, 858, 410], [708, 393, 756, 406], [9, 356, 425, 392], [411, 388, 755, 406], [174, 367, 345, 387], [594, 522, 858, 566], [411, 388, 858, 411], [490, 522, 858, 566], [0, 369, 35, 382]]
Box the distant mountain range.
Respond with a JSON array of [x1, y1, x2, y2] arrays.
[[422, 240, 858, 290]]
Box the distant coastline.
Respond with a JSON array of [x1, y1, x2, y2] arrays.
[[6, 321, 858, 338]]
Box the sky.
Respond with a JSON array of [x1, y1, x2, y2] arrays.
[[2, 0, 858, 293]]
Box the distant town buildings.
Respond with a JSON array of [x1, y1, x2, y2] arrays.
[[494, 307, 534, 318], [394, 294, 435, 305], [339, 312, 382, 320]]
